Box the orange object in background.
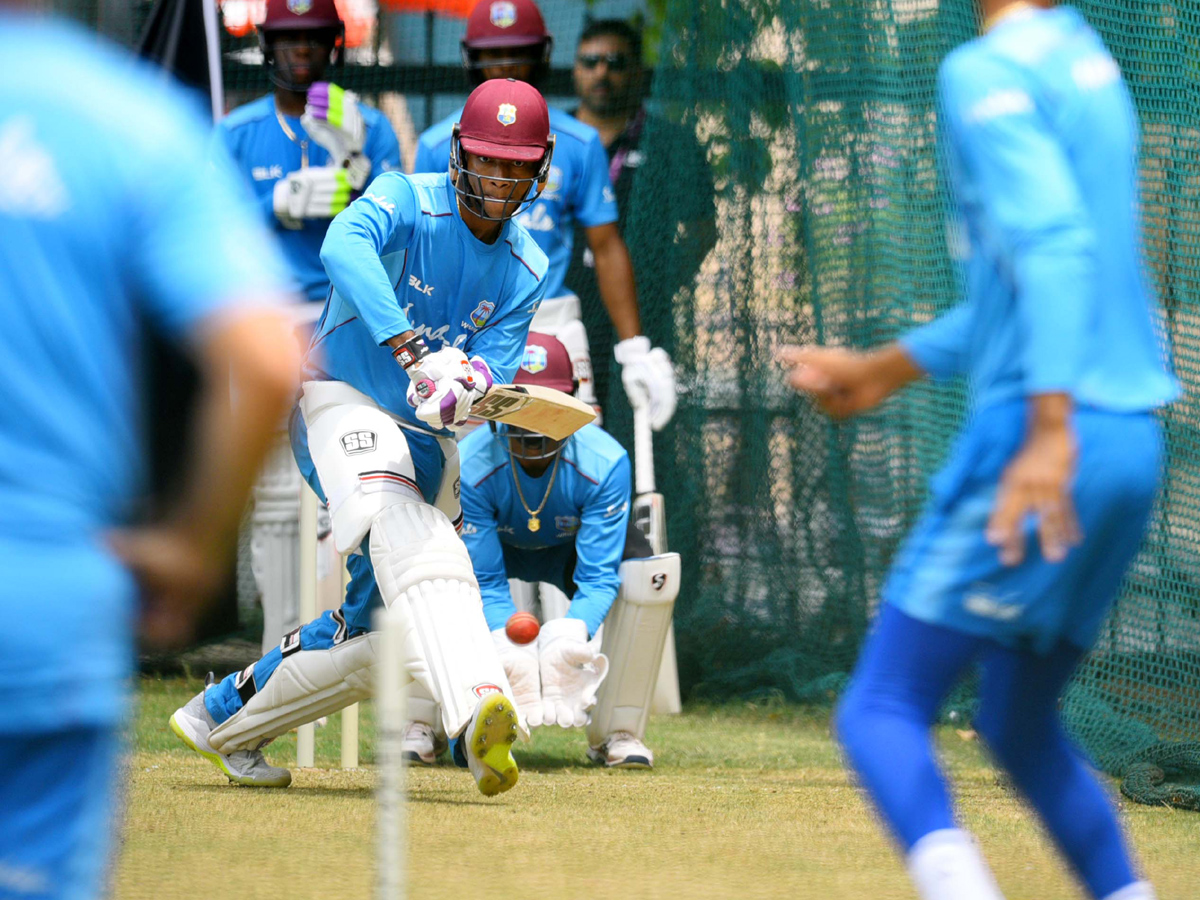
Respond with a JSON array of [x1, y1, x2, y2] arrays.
[[379, 0, 474, 16], [220, 0, 377, 47]]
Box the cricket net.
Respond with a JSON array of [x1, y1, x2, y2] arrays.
[[620, 0, 1200, 810], [55, 0, 1200, 808]]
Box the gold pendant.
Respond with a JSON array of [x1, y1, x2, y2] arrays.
[[528, 515, 541, 532]]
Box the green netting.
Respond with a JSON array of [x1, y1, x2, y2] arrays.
[[623, 0, 1200, 810], [58, 0, 1200, 807]]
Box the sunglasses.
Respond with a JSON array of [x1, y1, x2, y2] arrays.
[[576, 52, 633, 73]]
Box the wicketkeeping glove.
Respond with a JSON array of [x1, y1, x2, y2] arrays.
[[615, 335, 677, 430], [538, 617, 609, 728], [272, 166, 355, 228], [404, 346, 493, 431], [492, 628, 542, 728]]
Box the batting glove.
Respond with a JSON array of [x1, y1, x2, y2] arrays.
[[615, 335, 677, 430], [272, 166, 355, 228], [302, 83, 366, 162], [404, 347, 493, 431]]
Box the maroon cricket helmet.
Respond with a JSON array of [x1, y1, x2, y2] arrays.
[[257, 0, 345, 92], [457, 78, 551, 163], [460, 0, 553, 85], [258, 0, 343, 32], [515, 333, 575, 395]]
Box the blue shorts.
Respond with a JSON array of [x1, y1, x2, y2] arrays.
[[0, 726, 122, 900], [884, 401, 1162, 654]]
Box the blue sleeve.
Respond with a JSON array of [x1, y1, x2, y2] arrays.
[[463, 272, 547, 384], [411, 136, 441, 175], [365, 115, 401, 175], [461, 478, 515, 632], [566, 455, 631, 637], [571, 133, 618, 228], [939, 52, 1096, 395], [319, 173, 419, 343], [900, 303, 973, 380], [131, 101, 292, 336], [209, 123, 278, 227]]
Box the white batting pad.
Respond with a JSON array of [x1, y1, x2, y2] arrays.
[[369, 500, 524, 739], [300, 380, 423, 555], [587, 553, 680, 747], [251, 435, 304, 653], [208, 631, 382, 754]]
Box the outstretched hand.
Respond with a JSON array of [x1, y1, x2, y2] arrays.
[[778, 343, 922, 419]]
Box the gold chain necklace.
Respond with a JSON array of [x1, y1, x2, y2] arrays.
[[275, 104, 310, 168], [510, 452, 561, 533]]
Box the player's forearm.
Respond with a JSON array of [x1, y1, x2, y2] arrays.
[[589, 227, 642, 340], [171, 308, 300, 559], [1027, 392, 1074, 439], [320, 220, 413, 343], [869, 343, 925, 394]]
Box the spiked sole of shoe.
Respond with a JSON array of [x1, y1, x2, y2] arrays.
[[169, 713, 292, 788], [469, 693, 520, 797]]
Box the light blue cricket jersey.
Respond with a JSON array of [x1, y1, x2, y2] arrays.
[[902, 6, 1178, 412], [413, 106, 617, 300], [214, 94, 402, 304], [310, 172, 548, 431], [0, 15, 290, 731], [460, 423, 631, 636]]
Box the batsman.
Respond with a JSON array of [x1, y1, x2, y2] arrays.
[[402, 333, 680, 769], [170, 78, 554, 797]]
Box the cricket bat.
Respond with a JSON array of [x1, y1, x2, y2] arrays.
[[470, 384, 596, 441], [631, 398, 683, 715]]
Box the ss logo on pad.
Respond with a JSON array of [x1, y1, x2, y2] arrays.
[[651, 573, 667, 591], [341, 431, 377, 456]]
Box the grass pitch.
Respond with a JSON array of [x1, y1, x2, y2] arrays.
[[115, 677, 1199, 900]]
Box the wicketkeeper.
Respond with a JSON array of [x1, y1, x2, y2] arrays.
[[401, 333, 680, 768]]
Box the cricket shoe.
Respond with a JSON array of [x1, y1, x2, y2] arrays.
[[401, 721, 447, 766], [464, 691, 519, 797], [169, 690, 292, 788], [588, 732, 653, 768]]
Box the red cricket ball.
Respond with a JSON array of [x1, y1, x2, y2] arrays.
[[505, 611, 540, 645]]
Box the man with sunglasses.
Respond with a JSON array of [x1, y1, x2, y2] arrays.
[[567, 20, 717, 431], [170, 79, 554, 798], [214, 0, 401, 657], [413, 0, 677, 436], [401, 333, 681, 769]]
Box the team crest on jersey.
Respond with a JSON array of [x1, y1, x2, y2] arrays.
[[287, 0, 312, 14], [555, 515, 580, 535], [521, 344, 548, 374], [497, 103, 517, 127], [490, 1, 517, 28], [470, 300, 496, 328]]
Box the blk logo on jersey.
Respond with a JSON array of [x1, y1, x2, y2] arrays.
[[521, 344, 548, 374], [490, 1, 517, 28], [341, 431, 377, 455], [497, 103, 517, 127], [470, 299, 495, 328], [651, 573, 667, 591], [408, 274, 434, 295], [287, 0, 312, 14]]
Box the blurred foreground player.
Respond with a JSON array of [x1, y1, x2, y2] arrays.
[[782, 3, 1175, 899], [413, 0, 676, 430], [170, 79, 553, 797], [402, 333, 680, 768], [0, 8, 298, 898]]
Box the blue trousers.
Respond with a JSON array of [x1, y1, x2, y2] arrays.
[[0, 726, 122, 900]]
